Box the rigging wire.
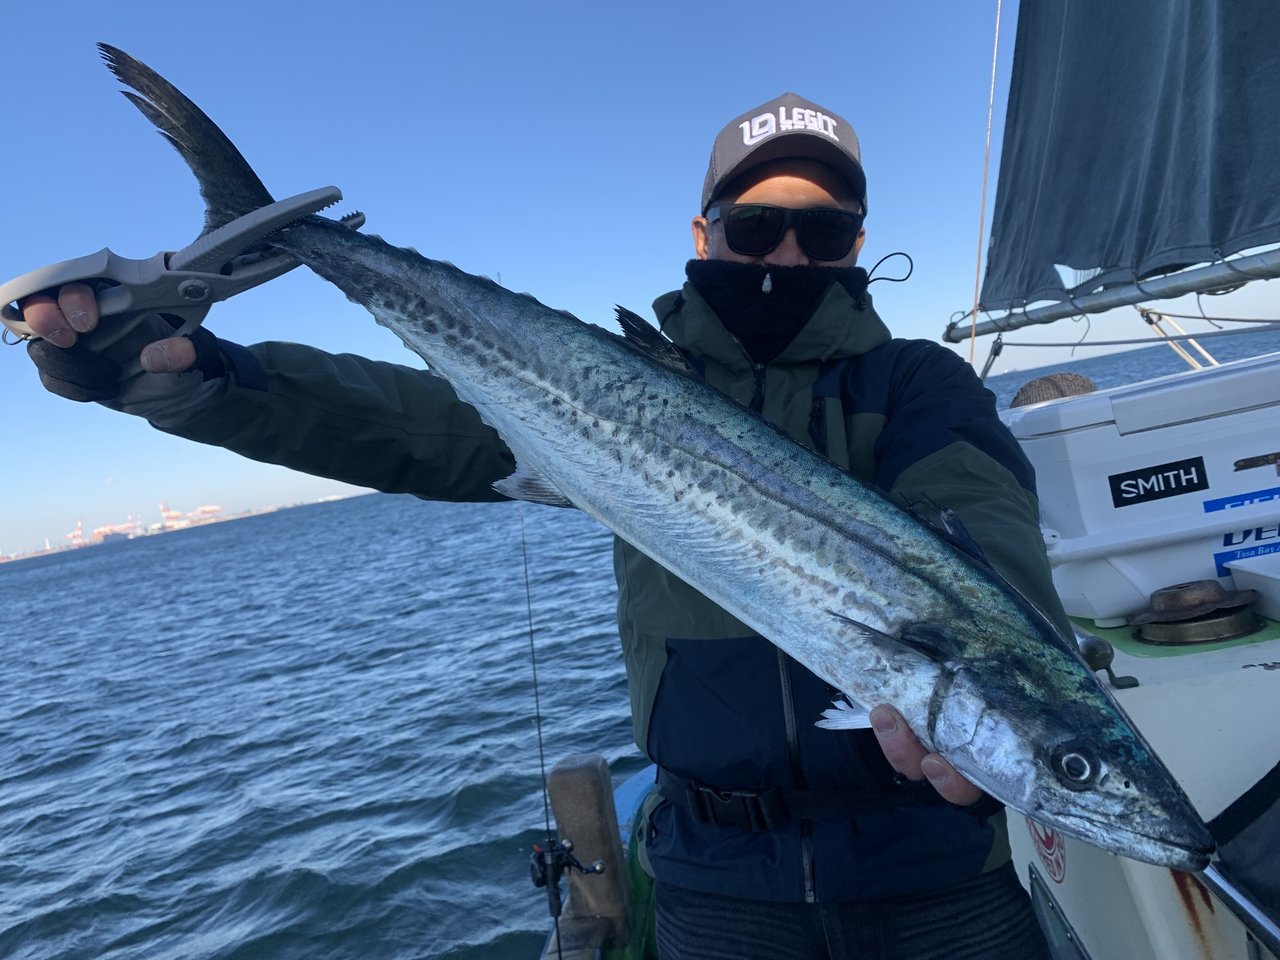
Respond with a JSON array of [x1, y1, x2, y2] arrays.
[[978, 332, 1004, 381], [968, 0, 1003, 366], [1070, 314, 1092, 354], [1193, 293, 1226, 329], [958, 305, 1280, 344], [995, 324, 1280, 348], [1143, 310, 1280, 325], [1136, 307, 1218, 368]]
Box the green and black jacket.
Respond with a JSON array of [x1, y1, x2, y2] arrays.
[[163, 279, 1070, 904]]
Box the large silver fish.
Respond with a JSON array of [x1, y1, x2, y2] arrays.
[[94, 45, 1213, 871]]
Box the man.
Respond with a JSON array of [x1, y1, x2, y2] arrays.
[[22, 93, 1060, 958]]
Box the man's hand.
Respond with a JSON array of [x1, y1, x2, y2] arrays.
[[21, 281, 231, 426], [870, 704, 985, 806], [22, 281, 195, 373]]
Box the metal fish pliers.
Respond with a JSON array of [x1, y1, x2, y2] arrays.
[[0, 186, 363, 378]]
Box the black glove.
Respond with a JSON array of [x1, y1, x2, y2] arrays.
[[27, 320, 231, 426], [26, 339, 121, 403]]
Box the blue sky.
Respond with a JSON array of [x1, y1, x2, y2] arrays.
[[1, 0, 1274, 556]]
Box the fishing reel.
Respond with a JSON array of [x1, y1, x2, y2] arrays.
[[529, 836, 605, 919]]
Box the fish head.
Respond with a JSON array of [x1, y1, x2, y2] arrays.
[[931, 663, 1215, 872]]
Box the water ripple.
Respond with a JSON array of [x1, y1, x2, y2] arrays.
[[0, 494, 635, 959]]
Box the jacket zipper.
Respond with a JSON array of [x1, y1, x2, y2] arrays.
[[776, 647, 817, 902], [754, 356, 816, 900], [749, 362, 766, 412]]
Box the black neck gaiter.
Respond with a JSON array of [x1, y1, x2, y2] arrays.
[[684, 260, 869, 365]]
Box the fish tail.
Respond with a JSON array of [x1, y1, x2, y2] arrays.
[[98, 43, 275, 234]]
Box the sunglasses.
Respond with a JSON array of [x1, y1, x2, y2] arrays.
[[705, 203, 865, 261]]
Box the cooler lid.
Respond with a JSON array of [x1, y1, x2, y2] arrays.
[[1005, 351, 1280, 439]]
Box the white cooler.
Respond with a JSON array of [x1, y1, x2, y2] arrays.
[[1001, 351, 1280, 625]]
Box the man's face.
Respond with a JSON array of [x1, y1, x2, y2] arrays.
[[692, 158, 866, 268]]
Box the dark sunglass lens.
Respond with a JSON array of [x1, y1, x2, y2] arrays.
[[723, 205, 785, 256], [799, 209, 860, 260]]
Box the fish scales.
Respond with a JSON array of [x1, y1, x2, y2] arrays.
[[316, 232, 963, 651], [255, 224, 1105, 778], [92, 44, 1215, 871]]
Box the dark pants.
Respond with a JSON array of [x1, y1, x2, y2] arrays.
[[654, 862, 1050, 960]]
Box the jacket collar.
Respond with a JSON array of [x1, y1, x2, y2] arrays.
[[654, 272, 891, 376]]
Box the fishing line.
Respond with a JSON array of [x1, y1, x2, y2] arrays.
[[518, 506, 555, 840]]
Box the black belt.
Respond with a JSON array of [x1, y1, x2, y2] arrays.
[[656, 768, 913, 831]]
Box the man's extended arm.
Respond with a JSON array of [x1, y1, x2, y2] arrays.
[[21, 283, 516, 502], [166, 340, 516, 502]]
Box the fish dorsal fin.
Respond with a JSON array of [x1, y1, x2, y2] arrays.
[[913, 499, 1070, 647], [936, 506, 992, 565], [909, 495, 993, 568], [493, 462, 576, 509], [615, 305, 696, 375]]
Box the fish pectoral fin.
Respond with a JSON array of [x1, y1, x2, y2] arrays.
[[827, 610, 926, 663], [827, 610, 965, 666], [492, 464, 576, 509], [815, 697, 873, 730], [899, 623, 966, 662]]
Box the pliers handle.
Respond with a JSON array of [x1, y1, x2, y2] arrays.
[[0, 186, 363, 377]]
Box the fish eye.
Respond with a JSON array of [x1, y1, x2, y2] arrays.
[[1049, 743, 1098, 790], [1060, 752, 1092, 781]]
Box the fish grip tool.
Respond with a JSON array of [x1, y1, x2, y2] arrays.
[[0, 186, 364, 379]]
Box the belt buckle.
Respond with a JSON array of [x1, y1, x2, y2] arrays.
[[688, 783, 773, 831]]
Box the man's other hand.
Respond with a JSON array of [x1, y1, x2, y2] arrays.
[[870, 704, 985, 806]]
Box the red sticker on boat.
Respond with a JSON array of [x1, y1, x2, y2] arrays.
[[1027, 819, 1067, 883]]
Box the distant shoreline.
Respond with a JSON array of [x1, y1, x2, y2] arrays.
[[0, 493, 365, 566]]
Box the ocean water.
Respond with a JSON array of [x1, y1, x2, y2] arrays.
[[3, 326, 1278, 960], [981, 323, 1280, 407], [1, 498, 638, 960]]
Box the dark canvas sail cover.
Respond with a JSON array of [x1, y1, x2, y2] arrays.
[[980, 0, 1280, 312]]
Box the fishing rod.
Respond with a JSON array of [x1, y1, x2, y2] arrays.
[[518, 507, 604, 958]]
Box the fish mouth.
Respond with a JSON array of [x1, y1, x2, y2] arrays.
[[1131, 834, 1215, 873], [1041, 808, 1215, 871]]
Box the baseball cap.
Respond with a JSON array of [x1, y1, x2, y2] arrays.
[[701, 92, 867, 214]]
